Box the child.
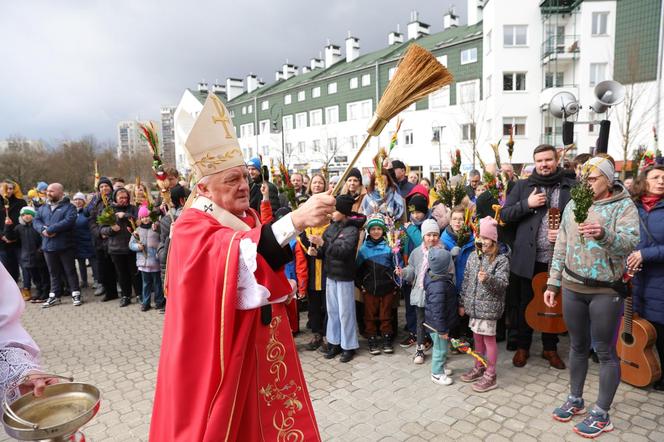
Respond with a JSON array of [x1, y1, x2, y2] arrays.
[[459, 216, 509, 392], [356, 214, 399, 355], [5, 206, 50, 302], [129, 205, 164, 312], [310, 194, 366, 363], [424, 247, 458, 385]]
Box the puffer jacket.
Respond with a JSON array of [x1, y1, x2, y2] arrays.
[[355, 236, 399, 296], [73, 208, 95, 259], [424, 270, 458, 333], [129, 223, 160, 272], [319, 213, 366, 281], [460, 244, 510, 321], [441, 227, 475, 292], [33, 197, 77, 252], [547, 183, 640, 293], [401, 244, 455, 308], [99, 203, 137, 255]]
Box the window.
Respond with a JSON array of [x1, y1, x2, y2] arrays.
[[503, 72, 526, 91], [309, 109, 322, 126], [312, 139, 321, 152], [297, 90, 305, 101], [346, 99, 372, 120], [503, 25, 528, 47], [485, 75, 492, 97], [461, 124, 476, 141], [284, 94, 292, 105], [241, 106, 246, 115], [262, 145, 269, 156], [404, 130, 414, 146], [327, 82, 337, 94], [229, 110, 234, 118], [436, 55, 448, 66], [485, 30, 492, 54], [240, 123, 254, 138], [297, 141, 305, 154], [259, 119, 270, 135], [312, 86, 321, 98], [325, 106, 339, 124], [285, 143, 292, 155], [247, 104, 252, 114], [457, 80, 478, 104], [361, 74, 371, 87], [429, 85, 450, 108], [503, 117, 526, 137], [282, 115, 293, 130], [592, 12, 608, 36], [545, 72, 564, 88], [261, 100, 269, 111], [460, 47, 478, 65], [589, 63, 607, 86], [295, 112, 307, 129], [388, 67, 397, 81], [588, 111, 598, 133], [327, 137, 337, 151], [349, 77, 359, 89]]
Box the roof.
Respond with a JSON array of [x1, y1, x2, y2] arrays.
[[187, 89, 227, 105]]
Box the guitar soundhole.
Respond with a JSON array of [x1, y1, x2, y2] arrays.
[[622, 333, 634, 346]]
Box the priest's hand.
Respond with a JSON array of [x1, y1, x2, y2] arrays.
[[291, 190, 335, 231]]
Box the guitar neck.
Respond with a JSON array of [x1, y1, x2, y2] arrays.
[[624, 295, 633, 335]]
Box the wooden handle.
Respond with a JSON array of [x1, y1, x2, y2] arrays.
[[332, 133, 372, 196]]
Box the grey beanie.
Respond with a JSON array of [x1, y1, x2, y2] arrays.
[[584, 157, 615, 184], [428, 247, 452, 276], [421, 219, 440, 237]]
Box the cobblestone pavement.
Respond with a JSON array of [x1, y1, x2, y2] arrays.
[[4, 290, 664, 441]]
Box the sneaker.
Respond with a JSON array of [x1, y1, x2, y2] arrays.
[[93, 284, 105, 296], [413, 347, 425, 365], [431, 373, 453, 386], [461, 366, 486, 383], [573, 409, 613, 438], [72, 292, 82, 306], [444, 367, 453, 376], [368, 336, 381, 355], [382, 334, 394, 354], [552, 396, 586, 422], [42, 295, 61, 309], [119, 297, 131, 308], [400, 333, 417, 348], [472, 372, 497, 392], [305, 334, 323, 351]]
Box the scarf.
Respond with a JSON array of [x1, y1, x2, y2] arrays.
[[641, 194, 663, 212], [528, 167, 565, 187], [417, 243, 441, 290]]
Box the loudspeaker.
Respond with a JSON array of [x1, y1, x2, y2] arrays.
[[595, 120, 611, 154], [562, 121, 575, 146], [548, 91, 579, 119], [591, 80, 625, 114]]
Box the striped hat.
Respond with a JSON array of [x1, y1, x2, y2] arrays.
[[20, 206, 36, 217]]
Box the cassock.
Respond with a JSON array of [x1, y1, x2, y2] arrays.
[[150, 196, 320, 441]]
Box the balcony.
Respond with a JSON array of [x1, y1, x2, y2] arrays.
[[541, 34, 580, 64]]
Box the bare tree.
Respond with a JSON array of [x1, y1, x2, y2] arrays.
[[460, 94, 490, 169]]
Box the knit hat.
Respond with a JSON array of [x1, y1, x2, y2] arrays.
[[20, 206, 36, 217], [335, 194, 355, 216], [329, 175, 340, 186], [73, 192, 86, 202], [408, 194, 428, 214], [584, 156, 615, 184], [138, 205, 150, 219], [347, 168, 362, 182], [391, 160, 406, 170], [365, 213, 387, 232], [97, 176, 112, 191], [479, 216, 498, 242], [247, 157, 262, 171], [428, 247, 452, 276], [431, 203, 451, 230], [36, 181, 48, 192], [421, 219, 440, 237]]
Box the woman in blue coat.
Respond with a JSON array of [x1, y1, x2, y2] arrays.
[[628, 165, 664, 390], [72, 193, 97, 289]]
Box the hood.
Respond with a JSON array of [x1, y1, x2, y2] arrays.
[[497, 242, 511, 258], [594, 182, 630, 206], [50, 196, 71, 207], [405, 184, 429, 203], [345, 212, 367, 229]]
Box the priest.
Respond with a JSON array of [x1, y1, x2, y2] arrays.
[[150, 94, 331, 441]]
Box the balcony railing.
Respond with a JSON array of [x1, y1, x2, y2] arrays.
[[540, 132, 579, 151], [541, 34, 580, 60]]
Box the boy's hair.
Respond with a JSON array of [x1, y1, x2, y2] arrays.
[[450, 205, 465, 217]]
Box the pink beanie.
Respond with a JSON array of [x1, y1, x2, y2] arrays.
[[479, 216, 498, 242], [138, 205, 150, 219]]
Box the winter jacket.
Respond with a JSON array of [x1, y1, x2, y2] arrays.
[[158, 207, 182, 275], [631, 199, 664, 325], [404, 219, 425, 259], [99, 204, 137, 255], [298, 225, 328, 291], [319, 213, 366, 281], [0, 195, 27, 251], [460, 245, 510, 321], [501, 173, 576, 278], [360, 189, 405, 222], [129, 223, 161, 272], [424, 271, 458, 334], [33, 197, 77, 252], [401, 245, 455, 308], [547, 183, 640, 294], [441, 227, 475, 292], [4, 220, 46, 268], [355, 237, 399, 296], [85, 194, 107, 251], [73, 208, 95, 259]]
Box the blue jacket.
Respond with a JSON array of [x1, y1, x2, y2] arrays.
[[404, 219, 425, 258], [424, 271, 458, 334], [441, 227, 475, 292], [33, 197, 77, 252], [356, 237, 400, 296], [285, 239, 297, 281], [73, 209, 95, 259], [632, 199, 664, 325]]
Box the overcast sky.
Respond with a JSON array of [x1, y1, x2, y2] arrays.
[[0, 0, 463, 144]]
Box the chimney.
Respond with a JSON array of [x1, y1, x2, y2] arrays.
[[246, 74, 258, 93], [275, 71, 284, 81], [467, 0, 485, 26], [310, 58, 325, 70], [443, 7, 460, 30], [258, 80, 265, 88], [345, 32, 360, 63], [302, 66, 311, 74], [407, 10, 430, 40], [282, 63, 298, 80], [324, 43, 342, 68], [197, 80, 209, 93], [225, 78, 244, 101], [388, 25, 404, 45], [212, 80, 226, 94]]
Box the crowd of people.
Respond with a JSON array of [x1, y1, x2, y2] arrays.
[[2, 146, 663, 439]]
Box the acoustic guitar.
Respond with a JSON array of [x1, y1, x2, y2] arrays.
[[616, 267, 661, 387], [526, 207, 567, 334]]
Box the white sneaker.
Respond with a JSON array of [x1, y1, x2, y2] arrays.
[[444, 367, 453, 376], [72, 291, 82, 306], [42, 294, 61, 309], [431, 373, 453, 385], [413, 347, 425, 365]]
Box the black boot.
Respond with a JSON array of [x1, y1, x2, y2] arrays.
[[119, 297, 131, 307], [324, 344, 342, 359], [101, 294, 118, 302], [340, 349, 355, 363], [382, 334, 394, 354], [305, 333, 323, 351], [368, 336, 381, 355]]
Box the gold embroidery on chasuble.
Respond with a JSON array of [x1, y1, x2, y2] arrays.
[[259, 316, 305, 442]]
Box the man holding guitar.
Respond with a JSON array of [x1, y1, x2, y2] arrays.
[[502, 145, 576, 369]]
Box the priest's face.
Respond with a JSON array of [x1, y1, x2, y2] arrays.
[[200, 166, 251, 216]]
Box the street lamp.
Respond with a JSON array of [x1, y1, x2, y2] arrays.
[[431, 123, 445, 177], [270, 105, 284, 165]]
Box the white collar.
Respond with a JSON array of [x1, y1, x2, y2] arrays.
[[190, 196, 259, 232]]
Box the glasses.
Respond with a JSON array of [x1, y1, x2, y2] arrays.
[[586, 175, 603, 184]]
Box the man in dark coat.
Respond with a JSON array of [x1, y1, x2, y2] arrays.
[[501, 145, 576, 369], [0, 180, 27, 281], [391, 160, 414, 199], [247, 157, 280, 214]]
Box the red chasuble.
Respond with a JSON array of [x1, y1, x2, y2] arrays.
[[150, 206, 320, 441]]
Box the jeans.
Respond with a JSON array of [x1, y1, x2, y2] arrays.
[[307, 289, 327, 336], [43, 249, 80, 297], [0, 247, 21, 282], [430, 332, 449, 376], [563, 288, 623, 411], [141, 271, 165, 308], [402, 283, 417, 334], [326, 279, 358, 350]]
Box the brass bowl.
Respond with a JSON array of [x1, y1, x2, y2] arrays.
[[3, 383, 100, 441]]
